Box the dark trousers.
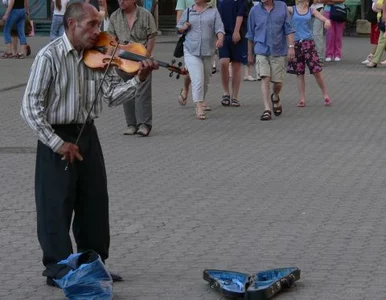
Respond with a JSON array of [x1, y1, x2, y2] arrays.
[[35, 122, 110, 278]]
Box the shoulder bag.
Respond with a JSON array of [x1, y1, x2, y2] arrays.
[[329, 4, 348, 22], [174, 8, 190, 58]]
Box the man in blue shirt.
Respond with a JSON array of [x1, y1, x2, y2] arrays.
[[217, 0, 248, 107], [246, 0, 295, 121]]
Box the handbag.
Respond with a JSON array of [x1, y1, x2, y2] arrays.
[[330, 4, 348, 22], [173, 8, 189, 58]]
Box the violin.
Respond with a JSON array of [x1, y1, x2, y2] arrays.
[[84, 32, 188, 79]]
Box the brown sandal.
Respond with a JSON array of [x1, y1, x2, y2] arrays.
[[2, 52, 14, 58], [15, 53, 25, 59], [178, 88, 188, 106]]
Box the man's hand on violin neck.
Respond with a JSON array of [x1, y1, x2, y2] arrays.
[[57, 142, 83, 163], [137, 59, 159, 82]]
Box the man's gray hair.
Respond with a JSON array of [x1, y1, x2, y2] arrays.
[[63, 2, 87, 30]]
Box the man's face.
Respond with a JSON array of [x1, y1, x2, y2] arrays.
[[119, 0, 136, 10], [70, 6, 101, 49]]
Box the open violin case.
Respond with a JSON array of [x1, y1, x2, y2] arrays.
[[203, 267, 300, 300]]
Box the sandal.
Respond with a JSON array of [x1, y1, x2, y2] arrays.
[[271, 93, 283, 116], [2, 52, 14, 58], [221, 95, 230, 106], [195, 106, 206, 120], [324, 97, 332, 106], [230, 98, 240, 107], [15, 53, 25, 59], [178, 88, 188, 106], [260, 110, 272, 121], [202, 104, 212, 111], [297, 101, 306, 107]]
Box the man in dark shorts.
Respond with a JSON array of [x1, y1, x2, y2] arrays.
[[217, 0, 248, 107]]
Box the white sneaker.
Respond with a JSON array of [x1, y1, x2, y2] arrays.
[[325, 57, 332, 62], [334, 57, 341, 62], [244, 75, 257, 81], [362, 54, 373, 64]]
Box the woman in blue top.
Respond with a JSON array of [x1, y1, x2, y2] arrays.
[[287, 0, 333, 107]]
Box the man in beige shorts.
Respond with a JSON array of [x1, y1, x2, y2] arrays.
[[246, 0, 295, 121]]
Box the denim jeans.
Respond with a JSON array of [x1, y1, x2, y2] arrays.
[[4, 8, 27, 45], [50, 15, 64, 41]]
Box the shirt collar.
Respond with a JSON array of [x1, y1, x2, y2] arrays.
[[62, 32, 84, 59]]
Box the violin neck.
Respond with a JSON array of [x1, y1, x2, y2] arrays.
[[119, 51, 169, 69]]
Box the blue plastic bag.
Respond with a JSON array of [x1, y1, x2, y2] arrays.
[[54, 250, 113, 300]]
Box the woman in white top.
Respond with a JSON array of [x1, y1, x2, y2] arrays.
[[50, 0, 68, 41]]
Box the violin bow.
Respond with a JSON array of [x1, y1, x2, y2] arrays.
[[64, 41, 121, 171]]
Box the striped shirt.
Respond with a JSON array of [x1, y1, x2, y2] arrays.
[[21, 33, 141, 152]]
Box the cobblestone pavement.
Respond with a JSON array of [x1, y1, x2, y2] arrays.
[[1, 35, 386, 300]]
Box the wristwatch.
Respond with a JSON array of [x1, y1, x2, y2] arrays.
[[288, 45, 295, 48]]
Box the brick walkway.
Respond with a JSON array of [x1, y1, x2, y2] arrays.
[[1, 35, 386, 300]]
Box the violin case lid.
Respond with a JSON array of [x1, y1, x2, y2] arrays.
[[203, 267, 300, 300]]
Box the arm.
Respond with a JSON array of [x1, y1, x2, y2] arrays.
[[175, 0, 186, 23], [313, 8, 332, 28], [24, 0, 29, 15], [145, 13, 158, 56], [176, 9, 190, 33], [2, 0, 15, 21], [146, 36, 156, 57], [247, 39, 254, 64], [287, 6, 293, 14], [233, 0, 246, 43], [20, 55, 65, 152], [215, 10, 225, 48], [286, 32, 295, 59], [101, 60, 158, 107]]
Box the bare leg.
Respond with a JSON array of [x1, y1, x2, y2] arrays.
[[313, 71, 328, 98], [220, 58, 230, 96], [11, 36, 18, 55], [296, 74, 306, 105], [231, 61, 242, 99], [261, 77, 271, 111], [182, 74, 191, 99]]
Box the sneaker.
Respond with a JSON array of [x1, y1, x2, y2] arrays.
[[123, 125, 137, 135], [243, 75, 257, 81], [137, 124, 151, 137], [366, 61, 377, 68], [334, 57, 341, 62], [381, 60, 386, 65], [325, 57, 332, 62], [361, 54, 373, 64]]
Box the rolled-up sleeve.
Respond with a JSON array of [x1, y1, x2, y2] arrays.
[[237, 0, 246, 16], [214, 9, 225, 34], [100, 69, 141, 107], [246, 9, 255, 40], [20, 54, 64, 152], [176, 8, 188, 30]]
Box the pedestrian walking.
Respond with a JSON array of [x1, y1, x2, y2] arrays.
[[246, 0, 295, 120], [50, 0, 69, 40], [2, 0, 29, 58], [287, 0, 332, 107], [176, 0, 225, 120], [217, 0, 249, 107]]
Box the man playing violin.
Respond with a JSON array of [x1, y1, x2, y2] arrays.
[[108, 0, 158, 136], [20, 2, 158, 287]]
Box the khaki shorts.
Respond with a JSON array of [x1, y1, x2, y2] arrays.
[[255, 55, 286, 83]]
